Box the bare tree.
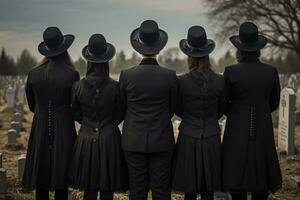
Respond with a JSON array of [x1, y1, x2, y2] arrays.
[[204, 0, 300, 56]]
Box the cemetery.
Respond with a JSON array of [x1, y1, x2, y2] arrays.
[[0, 74, 300, 200]]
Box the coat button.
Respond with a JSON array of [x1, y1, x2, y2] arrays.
[[95, 128, 99, 132], [96, 89, 100, 93]]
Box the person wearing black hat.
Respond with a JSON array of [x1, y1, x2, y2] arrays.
[[172, 26, 225, 200], [22, 27, 80, 200], [119, 20, 178, 200], [68, 34, 128, 200], [222, 22, 282, 200]]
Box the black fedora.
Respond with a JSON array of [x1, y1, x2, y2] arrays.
[[180, 26, 215, 57], [230, 22, 267, 52], [131, 20, 168, 55], [82, 34, 115, 63], [38, 27, 74, 57]]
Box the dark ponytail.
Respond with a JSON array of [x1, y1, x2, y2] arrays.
[[188, 56, 216, 95]]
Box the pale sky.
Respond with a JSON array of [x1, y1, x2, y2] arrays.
[[0, 0, 230, 60]]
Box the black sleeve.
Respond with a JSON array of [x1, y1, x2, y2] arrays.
[[169, 72, 178, 118], [270, 68, 281, 112], [223, 68, 231, 116], [71, 82, 83, 123], [115, 82, 124, 124], [217, 75, 227, 119], [175, 77, 183, 118], [118, 71, 127, 121], [25, 72, 35, 112]]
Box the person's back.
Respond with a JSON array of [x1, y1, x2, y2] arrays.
[[119, 20, 177, 200], [222, 22, 282, 199], [224, 62, 279, 109], [120, 58, 177, 152]]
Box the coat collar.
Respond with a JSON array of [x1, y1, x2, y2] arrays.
[[139, 58, 159, 66]]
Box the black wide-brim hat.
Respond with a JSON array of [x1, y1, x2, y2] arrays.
[[38, 27, 74, 57], [180, 26, 215, 57], [131, 20, 168, 56], [82, 34, 116, 63], [230, 22, 267, 52]]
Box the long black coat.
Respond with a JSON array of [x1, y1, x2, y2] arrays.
[[172, 72, 225, 192], [222, 61, 282, 193], [22, 61, 79, 190], [119, 58, 178, 152], [69, 77, 128, 191]]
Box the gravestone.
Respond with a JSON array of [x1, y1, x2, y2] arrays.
[[7, 129, 18, 145], [0, 153, 2, 168], [18, 154, 26, 180], [278, 88, 296, 155], [16, 103, 24, 114], [5, 85, 15, 108], [13, 112, 23, 123], [17, 84, 25, 104], [11, 121, 20, 135], [0, 168, 7, 194]]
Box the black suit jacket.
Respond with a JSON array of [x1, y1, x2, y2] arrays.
[[119, 58, 178, 152]]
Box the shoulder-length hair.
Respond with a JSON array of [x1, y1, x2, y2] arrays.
[[35, 51, 76, 70], [236, 49, 261, 63]]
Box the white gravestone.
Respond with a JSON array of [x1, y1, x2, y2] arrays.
[[278, 88, 296, 155], [17, 84, 25, 104], [0, 168, 7, 194], [18, 154, 26, 180], [7, 129, 18, 145], [5, 85, 15, 108]]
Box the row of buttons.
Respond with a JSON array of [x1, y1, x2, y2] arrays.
[[249, 104, 256, 138]]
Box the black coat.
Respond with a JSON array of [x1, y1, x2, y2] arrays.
[[222, 61, 282, 193], [119, 58, 178, 152], [22, 61, 79, 190], [69, 77, 128, 191], [172, 72, 225, 192], [176, 72, 226, 138]]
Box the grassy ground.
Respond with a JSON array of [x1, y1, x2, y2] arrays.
[[0, 102, 299, 199]]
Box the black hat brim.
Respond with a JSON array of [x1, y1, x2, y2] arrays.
[[82, 42, 116, 63], [38, 34, 74, 57], [130, 28, 168, 56], [230, 35, 267, 52], [179, 39, 215, 57]]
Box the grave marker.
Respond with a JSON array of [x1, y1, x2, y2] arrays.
[[7, 129, 18, 145], [18, 154, 26, 180], [0, 168, 7, 194], [278, 88, 296, 155], [11, 121, 20, 135], [5, 85, 15, 108]]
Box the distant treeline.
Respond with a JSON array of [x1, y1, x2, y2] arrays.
[[0, 47, 299, 76]]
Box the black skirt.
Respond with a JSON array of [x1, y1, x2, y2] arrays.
[[69, 126, 128, 191], [172, 133, 222, 193]]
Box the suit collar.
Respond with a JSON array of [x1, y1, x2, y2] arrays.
[[140, 58, 159, 65]]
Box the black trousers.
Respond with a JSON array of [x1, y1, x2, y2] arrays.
[[231, 192, 269, 200], [124, 151, 173, 200], [36, 189, 68, 200], [184, 192, 214, 200], [83, 190, 113, 200]]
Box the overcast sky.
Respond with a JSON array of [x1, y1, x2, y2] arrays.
[[0, 0, 231, 60]]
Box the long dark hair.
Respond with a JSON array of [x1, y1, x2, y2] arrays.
[[236, 49, 261, 63], [86, 61, 109, 78], [188, 56, 216, 95], [35, 51, 75, 70]]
